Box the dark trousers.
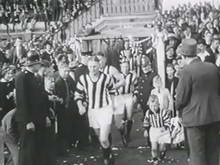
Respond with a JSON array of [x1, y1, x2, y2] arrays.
[[57, 109, 75, 153], [186, 122, 220, 165], [17, 122, 48, 165], [45, 124, 57, 165], [76, 114, 90, 148]]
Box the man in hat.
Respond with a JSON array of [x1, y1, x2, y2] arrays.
[[15, 54, 52, 165], [176, 38, 220, 165]]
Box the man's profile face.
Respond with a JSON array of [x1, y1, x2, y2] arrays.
[[166, 66, 174, 77], [212, 40, 220, 49], [59, 67, 70, 79]]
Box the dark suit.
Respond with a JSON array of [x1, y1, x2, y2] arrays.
[[55, 75, 77, 153], [15, 70, 49, 165], [176, 58, 220, 165], [0, 80, 15, 123], [205, 47, 216, 64], [135, 70, 156, 116], [165, 76, 179, 117]]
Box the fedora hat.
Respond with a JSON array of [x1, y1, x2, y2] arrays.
[[180, 38, 197, 57], [26, 54, 42, 66]]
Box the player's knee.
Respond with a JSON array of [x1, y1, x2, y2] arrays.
[[151, 148, 158, 154], [100, 138, 109, 148]]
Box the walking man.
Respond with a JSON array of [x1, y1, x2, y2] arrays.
[[176, 38, 220, 165], [75, 56, 115, 165]]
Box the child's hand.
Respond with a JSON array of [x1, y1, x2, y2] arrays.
[[144, 130, 148, 138]]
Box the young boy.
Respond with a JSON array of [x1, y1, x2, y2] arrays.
[[143, 94, 171, 165]]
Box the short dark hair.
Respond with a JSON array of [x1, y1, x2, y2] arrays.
[[88, 56, 100, 63], [166, 63, 174, 70], [147, 94, 159, 105], [57, 54, 68, 63], [95, 52, 105, 57]]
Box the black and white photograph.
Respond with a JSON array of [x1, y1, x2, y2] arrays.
[[0, 0, 220, 165]]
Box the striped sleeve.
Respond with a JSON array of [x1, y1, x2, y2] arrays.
[[132, 72, 138, 95], [74, 75, 86, 103], [106, 75, 115, 95], [143, 110, 150, 128], [161, 109, 171, 128]]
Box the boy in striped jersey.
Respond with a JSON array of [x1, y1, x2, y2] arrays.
[[143, 95, 171, 165], [75, 56, 115, 165], [114, 60, 137, 146]]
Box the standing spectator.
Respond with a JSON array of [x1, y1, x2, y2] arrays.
[[151, 75, 172, 114], [49, 0, 61, 21], [55, 65, 77, 155], [176, 38, 220, 165], [165, 64, 179, 117], [42, 2, 51, 31], [11, 38, 27, 67], [197, 38, 210, 62], [15, 54, 52, 165], [2, 9, 10, 34], [213, 18, 220, 34], [135, 56, 156, 117], [0, 66, 16, 122], [1, 108, 19, 165], [19, 9, 28, 31], [10, 10, 20, 32], [206, 36, 220, 64]]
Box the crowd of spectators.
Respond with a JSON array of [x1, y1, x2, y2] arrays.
[[0, 0, 97, 33], [154, 2, 220, 74]]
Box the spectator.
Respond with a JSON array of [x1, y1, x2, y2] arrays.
[[176, 38, 220, 165]]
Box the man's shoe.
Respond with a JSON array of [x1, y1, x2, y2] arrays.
[[104, 158, 110, 165], [109, 153, 115, 165]]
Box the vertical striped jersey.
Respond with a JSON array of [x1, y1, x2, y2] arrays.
[[75, 72, 115, 109], [118, 72, 137, 95], [143, 109, 170, 128]]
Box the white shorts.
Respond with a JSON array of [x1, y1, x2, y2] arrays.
[[113, 94, 134, 115], [149, 127, 171, 144], [88, 105, 113, 129]]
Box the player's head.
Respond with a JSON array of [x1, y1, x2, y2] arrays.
[[96, 52, 106, 68], [88, 56, 100, 75], [120, 59, 129, 75], [148, 94, 160, 112]]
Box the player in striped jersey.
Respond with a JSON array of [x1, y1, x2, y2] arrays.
[[75, 56, 115, 165], [96, 52, 125, 90], [143, 94, 171, 164], [114, 60, 137, 146]]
